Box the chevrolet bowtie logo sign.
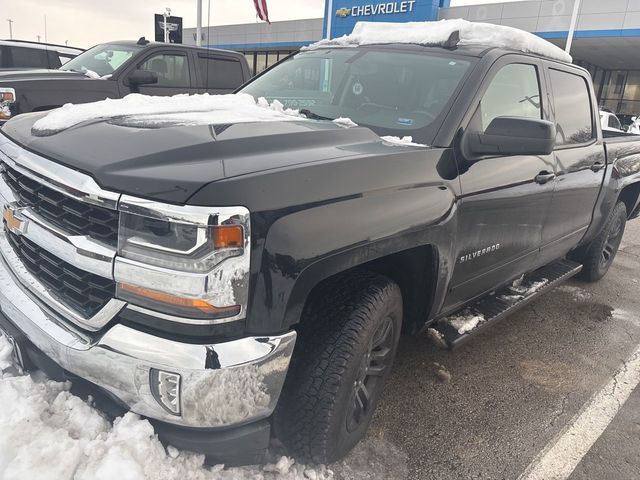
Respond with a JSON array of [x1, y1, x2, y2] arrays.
[[3, 205, 27, 235], [336, 7, 351, 17]]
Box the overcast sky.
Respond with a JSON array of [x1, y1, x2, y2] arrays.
[[4, 0, 527, 48]]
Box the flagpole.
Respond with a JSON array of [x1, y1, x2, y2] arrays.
[[565, 0, 581, 55], [326, 0, 333, 39]]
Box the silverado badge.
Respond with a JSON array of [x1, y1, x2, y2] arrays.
[[3, 205, 27, 235], [459, 244, 501, 264]]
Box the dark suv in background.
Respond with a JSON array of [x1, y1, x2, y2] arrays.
[[0, 39, 84, 69], [0, 39, 251, 123]]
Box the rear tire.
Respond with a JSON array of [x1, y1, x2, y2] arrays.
[[574, 201, 627, 282], [274, 271, 402, 463]]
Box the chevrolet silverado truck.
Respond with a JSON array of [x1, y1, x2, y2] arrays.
[[1, 21, 640, 466], [0, 38, 250, 123]]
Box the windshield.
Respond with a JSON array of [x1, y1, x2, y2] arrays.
[[60, 43, 142, 77], [240, 47, 474, 144]]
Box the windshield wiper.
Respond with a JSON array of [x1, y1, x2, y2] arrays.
[[299, 109, 334, 121]]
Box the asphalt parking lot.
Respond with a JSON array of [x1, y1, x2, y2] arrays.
[[332, 220, 640, 480]]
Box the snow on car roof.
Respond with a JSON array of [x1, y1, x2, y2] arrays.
[[308, 19, 572, 64]]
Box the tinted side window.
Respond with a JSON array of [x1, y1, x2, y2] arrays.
[[140, 53, 190, 88], [9, 46, 49, 68], [550, 69, 594, 145], [198, 56, 244, 90], [480, 63, 541, 130]]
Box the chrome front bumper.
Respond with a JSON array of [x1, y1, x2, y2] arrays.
[[0, 234, 296, 428]]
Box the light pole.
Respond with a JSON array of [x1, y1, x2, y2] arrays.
[[163, 7, 171, 43], [196, 0, 202, 46], [326, 0, 333, 39], [565, 0, 581, 55], [7, 19, 13, 40]]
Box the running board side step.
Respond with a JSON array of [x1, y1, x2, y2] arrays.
[[432, 259, 583, 350]]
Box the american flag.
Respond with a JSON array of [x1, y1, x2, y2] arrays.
[[253, 0, 270, 24]]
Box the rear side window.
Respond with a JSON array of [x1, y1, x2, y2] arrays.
[[9, 46, 49, 68], [480, 63, 541, 131], [198, 56, 244, 90], [549, 69, 594, 146]]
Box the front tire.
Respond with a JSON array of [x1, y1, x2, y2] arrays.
[[574, 201, 627, 282], [274, 271, 402, 463]]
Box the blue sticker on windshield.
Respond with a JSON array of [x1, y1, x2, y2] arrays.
[[397, 118, 414, 126]]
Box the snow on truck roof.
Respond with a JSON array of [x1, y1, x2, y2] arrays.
[[307, 19, 572, 64]]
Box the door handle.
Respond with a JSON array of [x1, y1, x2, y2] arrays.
[[590, 162, 605, 172], [535, 171, 556, 184]]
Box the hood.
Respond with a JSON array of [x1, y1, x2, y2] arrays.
[[0, 69, 86, 81], [1, 111, 393, 204]]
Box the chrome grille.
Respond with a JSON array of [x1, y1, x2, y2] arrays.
[[6, 230, 115, 317], [1, 162, 119, 245]]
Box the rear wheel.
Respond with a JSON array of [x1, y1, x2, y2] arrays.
[[574, 201, 627, 282], [274, 271, 402, 463]]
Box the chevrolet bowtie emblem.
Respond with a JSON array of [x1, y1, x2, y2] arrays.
[[3, 205, 27, 235], [336, 7, 351, 17]]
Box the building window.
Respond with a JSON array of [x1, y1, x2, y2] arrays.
[[614, 73, 626, 95], [255, 52, 267, 73]]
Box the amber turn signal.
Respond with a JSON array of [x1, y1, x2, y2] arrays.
[[213, 225, 244, 249], [118, 283, 240, 316]]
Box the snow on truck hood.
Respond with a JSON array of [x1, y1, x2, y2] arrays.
[[308, 19, 572, 63], [31, 93, 306, 136]]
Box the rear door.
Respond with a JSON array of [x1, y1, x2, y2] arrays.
[[444, 57, 556, 311], [197, 54, 246, 94], [537, 66, 606, 262]]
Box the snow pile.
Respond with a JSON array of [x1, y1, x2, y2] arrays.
[[32, 93, 305, 136], [442, 311, 485, 335], [381, 136, 428, 148], [332, 117, 358, 128], [309, 19, 572, 63], [0, 336, 333, 480]]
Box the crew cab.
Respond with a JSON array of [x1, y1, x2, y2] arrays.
[[0, 20, 639, 465], [0, 38, 250, 123]]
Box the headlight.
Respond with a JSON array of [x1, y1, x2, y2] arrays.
[[118, 212, 244, 273], [115, 197, 250, 322], [0, 88, 16, 121]]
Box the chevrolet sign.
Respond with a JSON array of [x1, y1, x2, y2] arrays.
[[336, 1, 417, 17]]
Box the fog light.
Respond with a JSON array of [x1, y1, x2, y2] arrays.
[[150, 369, 181, 416]]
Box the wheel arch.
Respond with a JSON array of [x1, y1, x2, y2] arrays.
[[282, 241, 440, 334]]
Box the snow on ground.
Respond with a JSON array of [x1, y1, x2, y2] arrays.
[[442, 311, 485, 335], [308, 19, 572, 63], [0, 334, 333, 480], [380, 136, 428, 148], [31, 93, 305, 136]]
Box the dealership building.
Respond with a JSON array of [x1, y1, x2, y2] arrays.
[[184, 0, 640, 116]]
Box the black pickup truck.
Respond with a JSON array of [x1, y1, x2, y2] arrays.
[[0, 22, 639, 466], [0, 38, 250, 123]]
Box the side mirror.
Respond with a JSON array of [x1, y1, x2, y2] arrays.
[[464, 116, 556, 158], [127, 70, 159, 86]]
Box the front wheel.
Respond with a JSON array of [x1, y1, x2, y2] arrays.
[[574, 201, 627, 282], [274, 271, 402, 463]]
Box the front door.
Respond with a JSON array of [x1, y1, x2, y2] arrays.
[[131, 51, 196, 96], [444, 60, 556, 312]]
